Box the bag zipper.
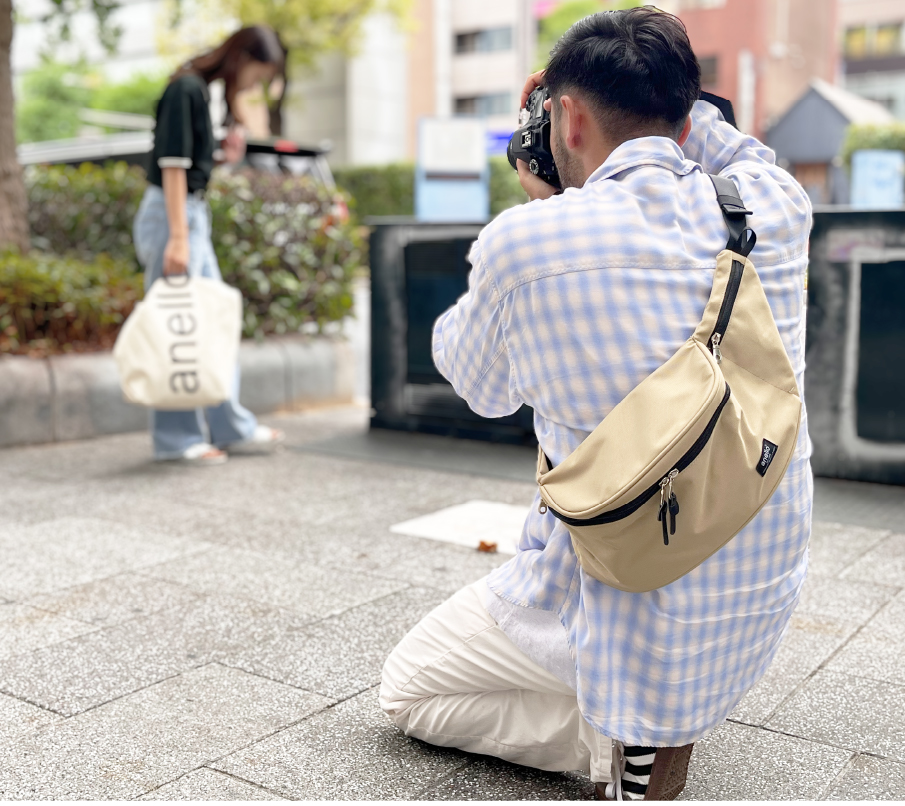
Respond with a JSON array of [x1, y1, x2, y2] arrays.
[[544, 383, 731, 540], [708, 259, 745, 363]]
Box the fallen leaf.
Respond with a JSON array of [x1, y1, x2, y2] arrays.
[[477, 541, 498, 553]]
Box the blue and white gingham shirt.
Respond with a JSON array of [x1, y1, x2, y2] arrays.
[[432, 99, 813, 747]]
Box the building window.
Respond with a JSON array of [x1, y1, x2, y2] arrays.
[[455, 93, 513, 117], [844, 23, 904, 59], [699, 56, 718, 88], [875, 23, 903, 56], [455, 27, 513, 54]]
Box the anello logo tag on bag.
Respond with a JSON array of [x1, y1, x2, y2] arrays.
[[113, 276, 242, 410]]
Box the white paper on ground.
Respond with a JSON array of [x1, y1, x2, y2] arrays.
[[389, 500, 530, 555]]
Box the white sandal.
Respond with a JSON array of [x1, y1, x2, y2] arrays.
[[160, 442, 228, 466], [225, 425, 285, 452]]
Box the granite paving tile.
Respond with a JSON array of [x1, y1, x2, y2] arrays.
[[679, 721, 853, 800], [795, 573, 899, 625], [825, 754, 905, 800], [767, 670, 905, 761], [0, 664, 329, 800], [213, 687, 469, 800], [0, 432, 149, 483], [0, 595, 318, 716], [729, 612, 858, 726], [826, 590, 905, 686], [424, 759, 589, 801], [806, 522, 890, 578], [370, 540, 510, 595], [26, 573, 202, 626], [219, 518, 447, 576], [0, 517, 211, 599], [841, 532, 905, 587], [229, 586, 448, 701], [0, 693, 61, 743], [139, 767, 285, 800], [0, 603, 98, 659], [269, 405, 368, 446], [139, 546, 407, 619]]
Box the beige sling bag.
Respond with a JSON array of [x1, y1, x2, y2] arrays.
[[536, 176, 802, 592]]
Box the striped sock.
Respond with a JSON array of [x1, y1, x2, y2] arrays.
[[621, 746, 656, 800]]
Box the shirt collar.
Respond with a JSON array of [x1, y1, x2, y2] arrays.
[[585, 136, 699, 185]]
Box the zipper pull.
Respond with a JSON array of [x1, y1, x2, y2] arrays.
[[658, 500, 669, 545], [711, 332, 723, 364], [668, 493, 679, 537], [538, 500, 548, 515]]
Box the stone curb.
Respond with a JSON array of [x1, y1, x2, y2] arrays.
[[0, 336, 355, 448]]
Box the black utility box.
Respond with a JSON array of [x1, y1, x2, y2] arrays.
[[369, 219, 536, 444], [806, 208, 905, 484]]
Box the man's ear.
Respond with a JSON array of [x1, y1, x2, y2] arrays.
[[559, 94, 582, 149], [677, 115, 692, 146]]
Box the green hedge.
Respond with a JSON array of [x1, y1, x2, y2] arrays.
[[17, 155, 525, 353], [0, 251, 142, 355], [489, 156, 529, 215], [22, 161, 365, 346], [26, 161, 146, 265], [333, 156, 526, 220], [333, 162, 415, 219], [207, 169, 365, 338], [840, 122, 905, 166]]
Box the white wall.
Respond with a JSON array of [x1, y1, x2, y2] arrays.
[[283, 11, 409, 165], [346, 12, 409, 165], [284, 53, 350, 161]]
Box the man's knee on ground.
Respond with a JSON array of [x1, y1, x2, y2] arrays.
[[378, 642, 419, 731]]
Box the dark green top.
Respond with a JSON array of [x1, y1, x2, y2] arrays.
[[147, 73, 214, 193]]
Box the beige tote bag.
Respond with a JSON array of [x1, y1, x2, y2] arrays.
[[114, 276, 242, 410], [536, 176, 802, 592]]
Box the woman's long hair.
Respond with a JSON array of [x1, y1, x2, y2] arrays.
[[172, 25, 288, 130]]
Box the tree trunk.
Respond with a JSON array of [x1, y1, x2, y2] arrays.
[[0, 0, 29, 253]]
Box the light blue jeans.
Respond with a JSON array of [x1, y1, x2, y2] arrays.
[[133, 185, 257, 459]]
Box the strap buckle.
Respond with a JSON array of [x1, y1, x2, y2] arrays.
[[708, 175, 756, 258]]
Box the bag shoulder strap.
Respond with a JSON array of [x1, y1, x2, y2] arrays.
[[708, 174, 756, 258]]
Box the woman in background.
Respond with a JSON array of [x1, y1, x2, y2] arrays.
[[134, 26, 287, 465]]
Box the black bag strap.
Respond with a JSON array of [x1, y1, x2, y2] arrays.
[[708, 174, 756, 258]]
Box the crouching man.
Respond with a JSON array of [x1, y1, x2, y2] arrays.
[[380, 7, 812, 800]]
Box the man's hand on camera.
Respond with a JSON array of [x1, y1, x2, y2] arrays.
[[520, 69, 546, 109], [517, 159, 559, 201]]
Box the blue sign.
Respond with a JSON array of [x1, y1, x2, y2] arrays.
[[487, 129, 515, 157], [851, 150, 905, 209]]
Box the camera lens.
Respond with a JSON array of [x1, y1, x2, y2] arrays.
[[507, 136, 517, 171]]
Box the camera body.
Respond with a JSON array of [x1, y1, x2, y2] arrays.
[[507, 87, 561, 189]]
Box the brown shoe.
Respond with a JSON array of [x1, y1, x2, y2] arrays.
[[595, 744, 694, 801]]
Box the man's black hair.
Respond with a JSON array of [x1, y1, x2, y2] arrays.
[[544, 7, 701, 139]]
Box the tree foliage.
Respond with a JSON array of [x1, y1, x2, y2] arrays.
[[840, 122, 905, 166], [535, 0, 642, 68], [219, 0, 412, 70], [16, 61, 168, 144], [15, 59, 92, 143], [32, 0, 123, 53], [90, 70, 168, 117]]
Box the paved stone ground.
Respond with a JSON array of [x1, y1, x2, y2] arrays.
[[1, 404, 904, 800]]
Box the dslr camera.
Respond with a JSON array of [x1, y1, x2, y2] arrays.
[[507, 86, 561, 189]]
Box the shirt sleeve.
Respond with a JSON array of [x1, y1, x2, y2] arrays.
[[682, 97, 812, 226], [682, 98, 778, 173], [154, 80, 195, 169], [431, 241, 523, 419]]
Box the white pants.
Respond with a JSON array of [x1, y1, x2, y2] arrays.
[[379, 580, 614, 782]]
